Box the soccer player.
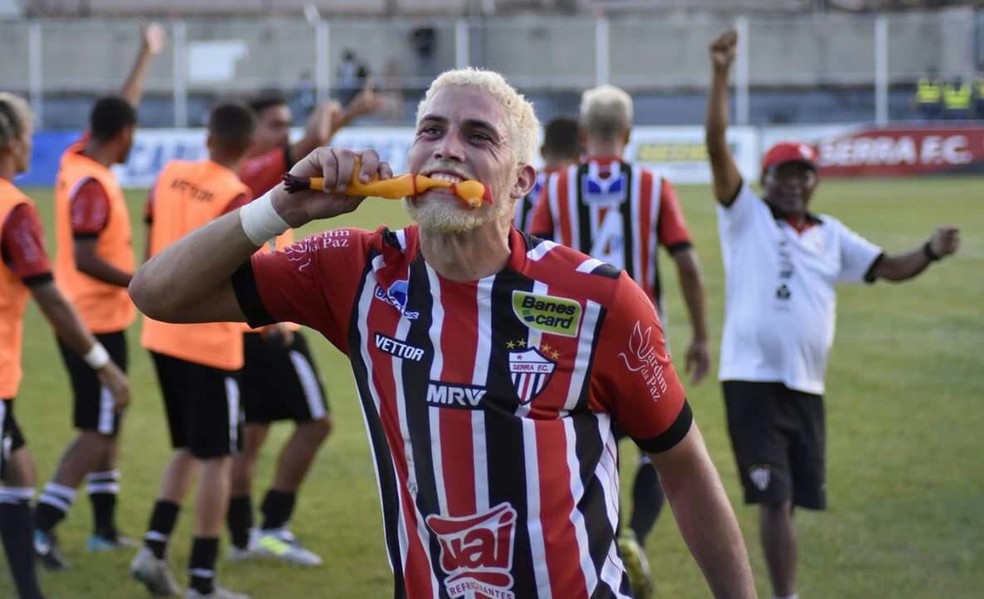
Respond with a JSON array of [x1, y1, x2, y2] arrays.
[[513, 116, 580, 232], [0, 92, 128, 599], [224, 86, 381, 566], [34, 22, 164, 568], [127, 104, 257, 599], [705, 29, 960, 599], [530, 84, 710, 599], [129, 68, 756, 599]]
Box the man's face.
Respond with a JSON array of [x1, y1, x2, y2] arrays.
[[253, 104, 293, 153], [13, 122, 33, 174], [762, 162, 818, 218], [405, 85, 525, 234], [116, 125, 135, 165]]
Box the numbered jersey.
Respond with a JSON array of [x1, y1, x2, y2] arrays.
[[529, 157, 692, 305]]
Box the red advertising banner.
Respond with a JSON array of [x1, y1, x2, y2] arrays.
[[815, 125, 984, 177]]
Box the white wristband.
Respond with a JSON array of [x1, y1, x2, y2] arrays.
[[84, 342, 110, 370], [240, 190, 291, 246]]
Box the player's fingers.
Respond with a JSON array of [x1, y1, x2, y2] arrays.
[[335, 148, 358, 191], [379, 160, 395, 181], [357, 149, 381, 183]]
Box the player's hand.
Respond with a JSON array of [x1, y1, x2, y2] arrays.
[[307, 100, 343, 145], [261, 323, 295, 348], [97, 362, 130, 412], [344, 78, 384, 120], [685, 338, 710, 385], [928, 226, 959, 258], [271, 146, 392, 227], [709, 28, 738, 70], [141, 22, 166, 56]]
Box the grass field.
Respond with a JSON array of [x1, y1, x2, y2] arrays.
[[2, 176, 982, 599]]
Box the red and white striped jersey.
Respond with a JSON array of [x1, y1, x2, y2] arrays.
[[530, 157, 692, 306], [234, 225, 692, 599]]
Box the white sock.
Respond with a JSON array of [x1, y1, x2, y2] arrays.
[[774, 594, 799, 599]]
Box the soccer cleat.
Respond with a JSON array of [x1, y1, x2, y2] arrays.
[[618, 530, 654, 599], [226, 544, 257, 562], [87, 532, 139, 552], [130, 547, 182, 596], [184, 584, 251, 599], [249, 528, 323, 567], [34, 529, 71, 570]]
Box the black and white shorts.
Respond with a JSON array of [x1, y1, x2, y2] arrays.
[[150, 352, 242, 459], [0, 400, 27, 480], [723, 380, 826, 510], [241, 332, 329, 425], [56, 330, 127, 436]]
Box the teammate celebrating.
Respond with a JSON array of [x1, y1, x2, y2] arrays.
[[34, 22, 164, 568], [0, 92, 128, 599], [128, 68, 756, 599], [705, 29, 960, 599]]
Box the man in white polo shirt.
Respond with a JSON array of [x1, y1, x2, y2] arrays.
[[705, 29, 960, 599]]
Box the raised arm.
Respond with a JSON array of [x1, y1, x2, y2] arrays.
[[288, 82, 384, 164], [129, 147, 390, 324], [870, 225, 960, 282], [705, 29, 743, 205], [649, 424, 757, 599], [120, 22, 166, 107]]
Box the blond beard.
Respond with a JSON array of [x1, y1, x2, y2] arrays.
[[404, 193, 510, 234]]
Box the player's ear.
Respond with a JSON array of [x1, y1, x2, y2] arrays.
[[512, 163, 536, 199]]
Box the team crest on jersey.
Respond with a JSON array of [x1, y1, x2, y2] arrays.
[[581, 166, 627, 205], [511, 291, 581, 337], [506, 342, 558, 404], [373, 279, 419, 320], [426, 503, 518, 599]]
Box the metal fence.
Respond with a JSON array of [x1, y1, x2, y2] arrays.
[[0, 7, 980, 127]]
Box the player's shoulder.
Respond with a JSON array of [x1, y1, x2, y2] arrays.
[[519, 233, 623, 303]]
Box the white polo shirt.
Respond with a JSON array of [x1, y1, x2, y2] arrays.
[[717, 182, 883, 395]]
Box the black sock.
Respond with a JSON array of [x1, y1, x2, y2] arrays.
[[628, 461, 665, 548], [86, 470, 120, 539], [34, 482, 76, 534], [189, 537, 219, 594], [143, 500, 180, 559], [227, 495, 253, 549], [260, 489, 295, 531], [0, 499, 46, 599]]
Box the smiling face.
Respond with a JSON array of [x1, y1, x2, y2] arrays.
[[405, 85, 530, 234], [253, 103, 293, 153], [761, 161, 818, 219]]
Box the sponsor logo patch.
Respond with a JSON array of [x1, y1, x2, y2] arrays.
[[374, 279, 419, 320], [581, 170, 627, 205], [373, 333, 425, 362], [426, 382, 487, 409], [426, 503, 518, 599], [506, 342, 557, 404], [618, 321, 668, 401], [511, 291, 581, 337]]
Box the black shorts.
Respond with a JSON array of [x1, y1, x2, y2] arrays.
[[241, 332, 329, 425], [0, 400, 27, 480], [150, 352, 243, 459], [723, 381, 826, 510], [56, 331, 128, 436]]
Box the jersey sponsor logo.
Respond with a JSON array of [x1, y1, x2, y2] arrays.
[[426, 382, 488, 409], [373, 333, 425, 362], [426, 503, 518, 599], [581, 170, 627, 205], [618, 321, 668, 401], [511, 291, 581, 337], [374, 279, 419, 320], [506, 343, 557, 404]]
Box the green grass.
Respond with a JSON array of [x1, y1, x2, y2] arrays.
[[3, 177, 982, 598]]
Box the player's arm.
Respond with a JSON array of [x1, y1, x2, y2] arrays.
[[704, 29, 743, 205], [129, 147, 390, 324], [869, 226, 960, 281], [120, 22, 165, 107], [71, 179, 132, 287], [647, 425, 756, 599], [670, 247, 710, 383]]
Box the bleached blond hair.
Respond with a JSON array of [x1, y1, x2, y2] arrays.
[[579, 84, 633, 142], [416, 68, 539, 165], [0, 93, 32, 149]]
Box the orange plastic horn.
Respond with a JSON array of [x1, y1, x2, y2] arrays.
[[282, 169, 492, 209]]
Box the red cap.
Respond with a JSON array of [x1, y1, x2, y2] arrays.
[[761, 142, 817, 176]]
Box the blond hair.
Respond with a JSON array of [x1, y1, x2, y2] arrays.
[[579, 84, 632, 142], [416, 68, 539, 165], [0, 93, 32, 149]]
